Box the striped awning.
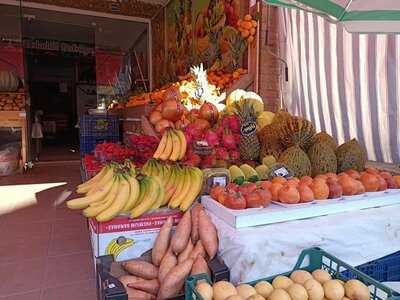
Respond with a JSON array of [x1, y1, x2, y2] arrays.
[[265, 0, 400, 33]]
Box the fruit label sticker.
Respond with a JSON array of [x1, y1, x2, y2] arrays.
[[240, 121, 257, 136], [213, 176, 227, 187], [272, 167, 291, 178]]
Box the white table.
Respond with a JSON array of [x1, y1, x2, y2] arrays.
[[208, 204, 400, 284]]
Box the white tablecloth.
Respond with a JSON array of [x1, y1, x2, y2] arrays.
[[209, 205, 400, 284]]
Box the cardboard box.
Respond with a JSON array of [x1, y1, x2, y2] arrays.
[[89, 209, 182, 262]]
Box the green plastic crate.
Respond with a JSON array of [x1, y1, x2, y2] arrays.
[[185, 247, 400, 300]]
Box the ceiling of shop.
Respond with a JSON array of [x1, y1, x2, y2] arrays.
[[0, 4, 148, 52]]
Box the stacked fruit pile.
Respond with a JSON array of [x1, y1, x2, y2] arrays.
[[195, 269, 370, 300], [117, 205, 218, 299], [206, 68, 248, 90], [0, 93, 25, 111], [67, 160, 203, 221], [237, 14, 258, 45]]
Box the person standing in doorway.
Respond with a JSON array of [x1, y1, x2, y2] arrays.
[[32, 110, 43, 161]]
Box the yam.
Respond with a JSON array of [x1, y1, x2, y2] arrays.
[[191, 255, 210, 277], [198, 210, 218, 259], [304, 278, 324, 300], [126, 287, 156, 300], [127, 279, 160, 295], [152, 216, 173, 266], [178, 239, 194, 264], [287, 283, 309, 300], [191, 204, 203, 243], [122, 259, 159, 280], [158, 248, 177, 282], [171, 210, 191, 255], [290, 270, 313, 284], [190, 240, 207, 259], [268, 288, 291, 300], [157, 258, 194, 300], [118, 275, 141, 288], [312, 269, 332, 284], [272, 275, 293, 290]]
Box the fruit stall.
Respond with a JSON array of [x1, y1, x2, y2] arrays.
[[65, 1, 400, 300]]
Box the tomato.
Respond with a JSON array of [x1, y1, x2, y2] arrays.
[[260, 180, 272, 190], [238, 182, 257, 197], [210, 185, 226, 200], [250, 188, 272, 208], [224, 192, 246, 210], [226, 183, 239, 192]]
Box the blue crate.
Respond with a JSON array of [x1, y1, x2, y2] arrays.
[[341, 251, 400, 282], [79, 135, 119, 155], [79, 115, 119, 137]]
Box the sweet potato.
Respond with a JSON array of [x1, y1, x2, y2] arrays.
[[198, 210, 218, 259], [171, 210, 191, 255], [191, 204, 203, 243], [122, 259, 159, 280], [126, 287, 156, 300], [118, 275, 141, 288], [191, 255, 210, 277], [190, 240, 206, 259], [152, 216, 173, 266], [127, 279, 160, 295], [158, 248, 177, 282], [178, 239, 193, 264], [157, 258, 195, 300]]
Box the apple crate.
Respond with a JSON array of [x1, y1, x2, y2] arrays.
[[185, 247, 400, 300]]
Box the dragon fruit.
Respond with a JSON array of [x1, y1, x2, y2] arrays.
[[205, 130, 219, 147], [215, 147, 230, 160], [229, 149, 241, 161], [222, 129, 237, 150]]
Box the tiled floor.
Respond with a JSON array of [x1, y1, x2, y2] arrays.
[[0, 163, 96, 300]]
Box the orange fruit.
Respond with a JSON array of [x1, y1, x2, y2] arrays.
[[272, 177, 287, 185], [360, 172, 379, 192], [279, 185, 300, 204], [299, 176, 313, 186], [338, 176, 358, 196], [270, 183, 283, 201], [298, 185, 314, 203], [310, 179, 329, 200]]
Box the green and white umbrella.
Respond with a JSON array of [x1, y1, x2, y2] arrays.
[[264, 0, 400, 33]]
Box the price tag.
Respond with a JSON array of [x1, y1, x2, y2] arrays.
[[271, 167, 292, 179], [213, 176, 227, 187]]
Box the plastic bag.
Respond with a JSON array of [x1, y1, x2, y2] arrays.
[[0, 142, 20, 176]]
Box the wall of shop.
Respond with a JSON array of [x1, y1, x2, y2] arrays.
[[258, 4, 281, 112]]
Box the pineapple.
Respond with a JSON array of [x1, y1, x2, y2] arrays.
[[234, 101, 260, 160]]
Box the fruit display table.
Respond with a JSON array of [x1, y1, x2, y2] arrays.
[[206, 203, 400, 284]]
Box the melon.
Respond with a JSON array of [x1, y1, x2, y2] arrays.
[[336, 139, 367, 172], [311, 132, 337, 151], [308, 142, 338, 177], [278, 116, 316, 150], [278, 146, 312, 178]]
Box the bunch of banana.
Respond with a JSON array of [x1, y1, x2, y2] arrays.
[[153, 129, 187, 161], [142, 159, 203, 211], [67, 163, 140, 222]]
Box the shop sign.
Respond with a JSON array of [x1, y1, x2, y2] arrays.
[[23, 38, 95, 56]]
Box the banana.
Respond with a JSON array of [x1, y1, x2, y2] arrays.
[[83, 179, 120, 218], [134, 178, 149, 209], [175, 130, 187, 160], [169, 130, 181, 161], [96, 177, 130, 222], [122, 175, 140, 211], [153, 132, 168, 159], [150, 176, 165, 210], [67, 179, 113, 210], [85, 167, 115, 195], [77, 166, 107, 190], [131, 176, 159, 218], [169, 168, 192, 209], [167, 166, 184, 206], [163, 166, 178, 205], [180, 168, 203, 211], [159, 130, 173, 160]]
